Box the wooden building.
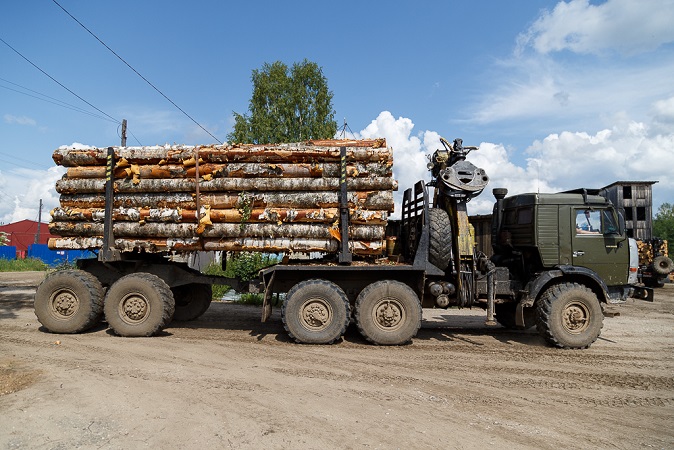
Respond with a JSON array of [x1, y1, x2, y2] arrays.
[[599, 181, 657, 240]]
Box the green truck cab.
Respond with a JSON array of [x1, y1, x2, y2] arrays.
[[486, 189, 640, 348]]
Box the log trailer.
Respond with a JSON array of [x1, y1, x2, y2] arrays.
[[35, 138, 645, 348]]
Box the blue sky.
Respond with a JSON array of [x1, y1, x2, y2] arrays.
[[1, 0, 673, 223]]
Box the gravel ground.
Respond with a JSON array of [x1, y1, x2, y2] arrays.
[[1, 271, 673, 449]]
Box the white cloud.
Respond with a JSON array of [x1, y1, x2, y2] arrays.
[[517, 0, 674, 56], [342, 112, 438, 217], [470, 56, 674, 125], [0, 166, 65, 224], [3, 114, 37, 126], [351, 104, 673, 217]]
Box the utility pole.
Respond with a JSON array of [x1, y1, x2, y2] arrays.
[[121, 118, 127, 146], [34, 199, 43, 244]]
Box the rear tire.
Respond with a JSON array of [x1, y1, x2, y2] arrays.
[[536, 282, 603, 349], [34, 270, 104, 333], [282, 279, 350, 344], [355, 280, 421, 345], [429, 208, 452, 270], [172, 284, 212, 321], [104, 273, 175, 337], [652, 255, 673, 276]]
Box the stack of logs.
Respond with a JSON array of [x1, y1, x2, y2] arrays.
[[636, 239, 669, 266], [48, 139, 396, 256]]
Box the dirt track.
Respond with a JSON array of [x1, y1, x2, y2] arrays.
[[1, 271, 673, 449]]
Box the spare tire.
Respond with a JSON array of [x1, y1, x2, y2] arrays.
[[652, 255, 674, 276], [429, 208, 452, 270]]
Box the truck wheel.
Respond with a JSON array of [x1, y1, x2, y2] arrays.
[[104, 273, 175, 337], [652, 255, 673, 276], [536, 282, 603, 349], [494, 302, 535, 330], [282, 279, 350, 344], [429, 208, 452, 270], [172, 284, 212, 321], [355, 280, 422, 345], [34, 270, 104, 333]]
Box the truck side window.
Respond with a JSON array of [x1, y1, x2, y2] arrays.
[[517, 208, 533, 225], [575, 209, 602, 235], [602, 209, 618, 234]]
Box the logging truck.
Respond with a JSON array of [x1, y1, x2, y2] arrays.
[[35, 138, 645, 348]]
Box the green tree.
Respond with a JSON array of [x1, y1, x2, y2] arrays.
[[228, 60, 337, 144], [0, 231, 9, 246], [653, 202, 674, 241]]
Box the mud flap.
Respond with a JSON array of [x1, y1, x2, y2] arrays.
[[261, 270, 276, 322]]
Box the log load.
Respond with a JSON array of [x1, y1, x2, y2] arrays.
[[48, 140, 396, 257]]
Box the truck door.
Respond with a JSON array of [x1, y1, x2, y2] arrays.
[[571, 208, 628, 285]]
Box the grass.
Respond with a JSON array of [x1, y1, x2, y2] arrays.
[[236, 293, 265, 306], [0, 258, 48, 272]]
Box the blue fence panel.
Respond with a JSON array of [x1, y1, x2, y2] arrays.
[[27, 244, 96, 266], [0, 246, 17, 260]]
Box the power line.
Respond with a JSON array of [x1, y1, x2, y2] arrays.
[[0, 36, 121, 124], [0, 77, 117, 123], [0, 151, 52, 170], [52, 0, 223, 144]]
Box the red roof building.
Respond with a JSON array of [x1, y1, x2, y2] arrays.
[[0, 220, 56, 258]]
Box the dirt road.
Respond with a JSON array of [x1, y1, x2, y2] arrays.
[[1, 272, 673, 449]]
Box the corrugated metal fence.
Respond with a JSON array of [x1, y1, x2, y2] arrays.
[[0, 244, 95, 265]]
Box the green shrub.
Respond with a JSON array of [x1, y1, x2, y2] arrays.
[[203, 262, 232, 299], [203, 252, 280, 300], [0, 258, 48, 272]]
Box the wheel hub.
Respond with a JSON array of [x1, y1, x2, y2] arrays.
[[374, 300, 403, 329], [120, 294, 149, 323], [562, 302, 590, 334], [301, 299, 331, 330], [51, 290, 79, 318]]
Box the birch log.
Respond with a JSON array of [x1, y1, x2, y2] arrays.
[[51, 206, 388, 225], [56, 191, 395, 210], [53, 140, 390, 167], [48, 237, 384, 255], [49, 221, 385, 240], [55, 177, 398, 195], [65, 162, 393, 180]]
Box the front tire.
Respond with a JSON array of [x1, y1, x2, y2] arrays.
[[34, 270, 104, 333], [536, 282, 603, 349], [282, 279, 350, 344], [104, 273, 175, 337], [355, 280, 422, 345]]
